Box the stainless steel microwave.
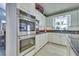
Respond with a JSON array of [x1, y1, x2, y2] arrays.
[[17, 9, 36, 36]]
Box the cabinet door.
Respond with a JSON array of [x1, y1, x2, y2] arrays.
[[46, 16, 54, 27], [36, 34, 42, 50], [48, 33, 68, 46], [77, 9, 79, 26], [35, 33, 48, 50], [46, 18, 50, 27], [70, 10, 78, 26], [69, 48, 76, 56]]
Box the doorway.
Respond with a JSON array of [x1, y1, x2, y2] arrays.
[[0, 3, 6, 56]]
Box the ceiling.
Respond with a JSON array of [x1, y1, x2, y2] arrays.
[[39, 3, 79, 16]]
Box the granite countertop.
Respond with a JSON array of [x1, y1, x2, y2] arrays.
[[36, 30, 79, 34]]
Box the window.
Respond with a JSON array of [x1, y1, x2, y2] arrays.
[[53, 15, 71, 30]]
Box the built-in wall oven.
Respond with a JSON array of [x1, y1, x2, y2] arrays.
[[18, 36, 35, 56], [17, 9, 36, 55]]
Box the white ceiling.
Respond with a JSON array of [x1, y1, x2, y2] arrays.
[[39, 3, 79, 15]]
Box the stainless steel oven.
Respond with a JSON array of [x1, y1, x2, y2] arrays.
[[18, 36, 35, 56]]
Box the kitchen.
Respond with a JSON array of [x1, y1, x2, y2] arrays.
[[1, 3, 79, 56]]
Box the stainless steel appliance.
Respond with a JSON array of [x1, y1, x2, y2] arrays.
[[17, 9, 36, 56], [17, 9, 36, 36], [18, 36, 35, 56]]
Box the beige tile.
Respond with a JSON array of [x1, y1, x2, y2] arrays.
[[35, 43, 68, 56]]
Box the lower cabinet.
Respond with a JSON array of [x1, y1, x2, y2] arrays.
[[70, 48, 76, 56], [48, 33, 68, 46], [35, 33, 48, 50], [25, 33, 76, 56], [68, 47, 76, 56]]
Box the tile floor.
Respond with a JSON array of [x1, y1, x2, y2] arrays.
[[35, 43, 68, 56]]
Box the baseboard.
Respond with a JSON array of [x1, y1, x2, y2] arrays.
[[48, 42, 67, 47], [33, 42, 48, 56]]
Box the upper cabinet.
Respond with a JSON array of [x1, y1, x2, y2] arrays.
[[35, 9, 46, 27], [63, 10, 78, 27], [64, 10, 79, 27], [46, 16, 54, 27], [70, 10, 78, 26], [17, 3, 35, 16], [77, 10, 79, 26]]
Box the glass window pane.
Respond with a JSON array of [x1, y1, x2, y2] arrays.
[[54, 15, 71, 30]]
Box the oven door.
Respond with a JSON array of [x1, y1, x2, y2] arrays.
[[17, 19, 36, 36], [18, 37, 35, 56]]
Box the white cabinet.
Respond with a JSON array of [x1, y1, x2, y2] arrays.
[[77, 9, 79, 25], [48, 33, 68, 46], [60, 10, 78, 27], [17, 3, 35, 16], [46, 17, 54, 27], [35, 33, 48, 50], [35, 10, 46, 27], [67, 47, 76, 56], [57, 10, 78, 27], [46, 18, 50, 27], [63, 10, 79, 26], [69, 48, 76, 56], [70, 10, 78, 26]]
